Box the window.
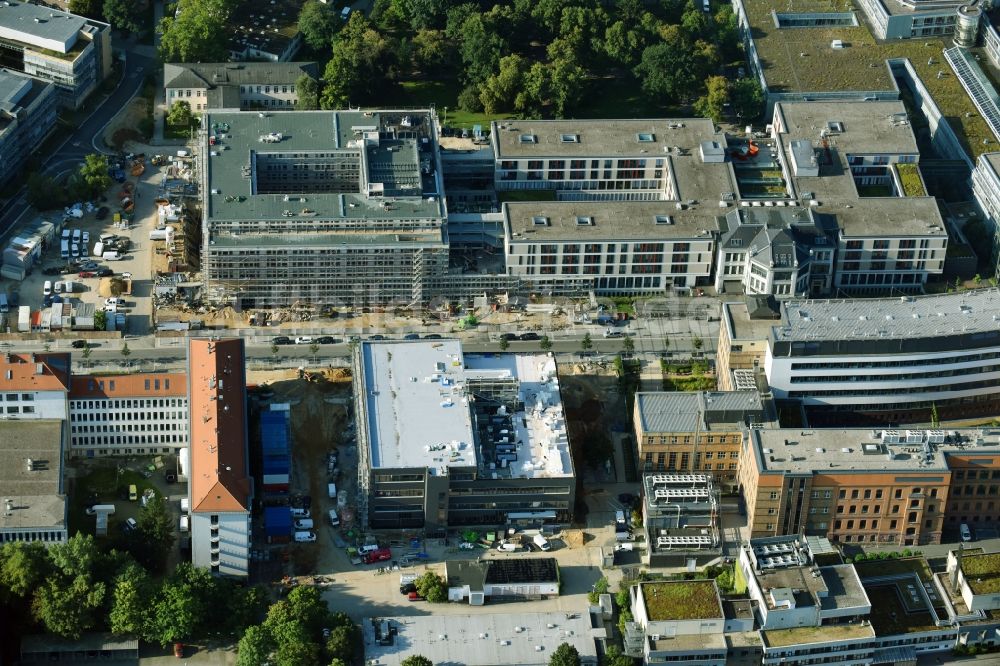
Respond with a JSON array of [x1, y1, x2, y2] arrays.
[[519, 134, 537, 144], [637, 133, 656, 142], [560, 134, 579, 143], [532, 216, 549, 227], [575, 216, 594, 226], [769, 492, 778, 500], [655, 215, 673, 225]]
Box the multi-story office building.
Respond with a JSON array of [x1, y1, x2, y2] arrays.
[[0, 69, 56, 186], [714, 207, 837, 298], [770, 102, 947, 295], [164, 62, 318, 112], [68, 373, 188, 456], [187, 339, 252, 577], [641, 473, 722, 566], [736, 427, 1000, 545], [0, 1, 111, 108], [986, 18, 1000, 70], [503, 201, 717, 295], [634, 391, 770, 492], [0, 352, 71, 421], [716, 298, 781, 391], [201, 109, 449, 307], [972, 153, 1000, 278], [354, 340, 576, 530], [765, 289, 1000, 424], [0, 420, 67, 545], [490, 118, 735, 202], [855, 0, 962, 39]]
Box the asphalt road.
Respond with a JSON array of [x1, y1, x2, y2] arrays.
[[0, 39, 155, 242]]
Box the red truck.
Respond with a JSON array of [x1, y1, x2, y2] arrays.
[[363, 547, 392, 564]]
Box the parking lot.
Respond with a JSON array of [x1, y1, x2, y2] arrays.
[[1, 154, 182, 339]]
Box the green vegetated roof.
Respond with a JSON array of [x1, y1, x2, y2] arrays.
[[763, 623, 873, 647], [895, 163, 925, 197], [742, 0, 995, 157], [963, 553, 1000, 594], [853, 557, 933, 583], [864, 584, 939, 635], [641, 580, 722, 621]]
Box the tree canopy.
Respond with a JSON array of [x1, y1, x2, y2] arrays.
[[401, 656, 434, 666], [103, 0, 143, 33], [158, 0, 236, 63], [549, 642, 582, 666], [298, 1, 341, 52], [321, 13, 396, 109], [414, 571, 448, 602]]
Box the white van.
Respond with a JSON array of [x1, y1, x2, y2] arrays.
[[179, 515, 189, 532], [60, 240, 69, 259], [328, 508, 340, 527], [341, 6, 351, 19], [497, 540, 521, 552], [533, 533, 552, 551], [61, 229, 70, 241], [961, 523, 973, 542], [294, 531, 317, 542], [85, 504, 116, 515], [102, 251, 122, 261], [291, 508, 311, 518], [92, 241, 104, 257], [180, 497, 189, 512], [294, 518, 314, 530], [42, 281, 52, 296], [327, 482, 337, 499]]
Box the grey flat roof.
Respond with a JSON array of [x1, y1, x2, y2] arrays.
[[829, 197, 945, 237], [749, 427, 1000, 474], [363, 612, 601, 666], [636, 391, 764, 433], [492, 118, 718, 158], [773, 289, 1000, 343], [724, 301, 781, 342], [0, 420, 65, 531], [504, 201, 720, 242], [0, 68, 31, 107], [0, 2, 87, 50], [203, 110, 443, 222], [984, 152, 1000, 175], [879, 0, 962, 16], [819, 565, 870, 611], [361, 340, 475, 471], [778, 98, 911, 150]]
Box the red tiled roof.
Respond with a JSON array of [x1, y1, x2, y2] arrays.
[[188, 339, 251, 513], [70, 373, 187, 399], [0, 353, 71, 392]]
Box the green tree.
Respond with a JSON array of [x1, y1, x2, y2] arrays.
[[499, 336, 510, 351], [103, 0, 143, 33], [634, 27, 701, 101], [404, 0, 453, 30], [458, 13, 506, 85], [273, 623, 320, 666], [271, 342, 280, 360], [286, 585, 330, 637], [135, 495, 176, 573], [692, 336, 703, 350], [109, 563, 152, 636], [94, 310, 107, 331], [715, 567, 734, 592], [299, 0, 340, 51], [325, 625, 357, 663], [549, 642, 582, 666], [158, 0, 235, 63], [310, 342, 320, 362], [587, 576, 609, 603], [321, 13, 394, 109], [411, 28, 453, 71], [605, 645, 636, 666], [540, 334, 553, 351], [81, 344, 93, 365], [79, 153, 112, 199], [547, 55, 587, 117], [414, 571, 448, 602], [479, 54, 526, 114], [144, 564, 218, 646], [236, 625, 274, 666], [680, 0, 711, 38], [167, 100, 193, 128], [730, 77, 763, 122], [401, 657, 434, 666], [295, 74, 320, 110], [622, 334, 635, 355], [33, 573, 106, 639], [0, 541, 49, 599], [120, 342, 131, 362], [26, 172, 65, 210], [69, 0, 103, 19], [694, 75, 729, 122], [581, 332, 593, 351]]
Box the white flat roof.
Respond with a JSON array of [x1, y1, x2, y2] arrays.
[[465, 353, 573, 478], [363, 612, 601, 666], [362, 340, 475, 471]]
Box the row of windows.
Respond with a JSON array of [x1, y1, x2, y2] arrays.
[[790, 350, 1000, 371], [71, 398, 184, 408], [72, 422, 184, 433], [0, 531, 65, 543], [72, 411, 185, 422], [72, 434, 186, 446], [787, 375, 1000, 398], [2, 405, 35, 414], [1, 393, 33, 401]]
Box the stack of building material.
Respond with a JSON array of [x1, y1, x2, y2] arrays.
[[261, 404, 291, 493]]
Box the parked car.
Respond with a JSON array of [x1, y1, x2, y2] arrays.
[[81, 231, 90, 245], [78, 271, 95, 278], [122, 517, 138, 533], [423, 334, 442, 339], [128, 484, 138, 501], [404, 333, 420, 340], [407, 591, 425, 601], [316, 336, 337, 344], [961, 523, 973, 542], [273, 336, 292, 345], [604, 329, 625, 338], [369, 334, 386, 341], [294, 336, 313, 345], [363, 548, 392, 564], [121, 272, 132, 280], [71, 340, 87, 349], [95, 206, 109, 220], [42, 280, 52, 296], [501, 333, 518, 341], [96, 267, 113, 277], [294, 531, 317, 543], [358, 544, 380, 555], [518, 332, 540, 341]]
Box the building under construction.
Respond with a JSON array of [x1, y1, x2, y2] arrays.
[[201, 109, 450, 308]]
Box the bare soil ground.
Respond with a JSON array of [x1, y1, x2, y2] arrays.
[[249, 370, 352, 576], [105, 97, 149, 149]]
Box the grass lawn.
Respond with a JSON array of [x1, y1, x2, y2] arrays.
[[641, 580, 722, 621], [164, 121, 197, 140], [962, 553, 1000, 594], [389, 80, 513, 129], [763, 623, 873, 647], [574, 77, 677, 119], [71, 464, 160, 536]]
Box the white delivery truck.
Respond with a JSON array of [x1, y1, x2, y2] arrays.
[[533, 533, 552, 551], [60, 239, 70, 259], [92, 241, 104, 257], [149, 225, 174, 241], [17, 305, 30, 332], [102, 251, 122, 261]]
